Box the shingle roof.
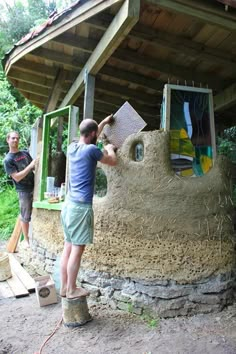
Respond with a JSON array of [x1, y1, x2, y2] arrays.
[[3, 0, 82, 67]]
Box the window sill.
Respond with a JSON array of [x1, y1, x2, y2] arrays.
[[33, 200, 64, 211]]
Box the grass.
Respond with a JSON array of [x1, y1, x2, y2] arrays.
[[141, 311, 160, 329], [128, 303, 160, 329], [0, 186, 19, 240]]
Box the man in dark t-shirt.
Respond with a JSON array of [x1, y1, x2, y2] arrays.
[[3, 131, 37, 247]]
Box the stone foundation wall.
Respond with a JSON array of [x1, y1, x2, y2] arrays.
[[79, 269, 235, 318], [19, 242, 235, 318]]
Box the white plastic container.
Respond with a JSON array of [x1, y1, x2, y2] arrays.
[[46, 177, 55, 194]]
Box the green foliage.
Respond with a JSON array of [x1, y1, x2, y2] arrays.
[[141, 311, 160, 329], [0, 76, 42, 151], [217, 126, 236, 158], [217, 126, 236, 206], [0, 186, 19, 240], [95, 168, 107, 197]]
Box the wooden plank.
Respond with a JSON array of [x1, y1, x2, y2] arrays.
[[30, 40, 165, 92], [13, 60, 75, 82], [145, 0, 236, 31], [10, 80, 51, 97], [85, 15, 236, 70], [214, 83, 236, 111], [31, 47, 87, 70], [60, 0, 140, 107], [7, 216, 22, 254], [6, 271, 29, 298], [95, 79, 167, 105], [46, 69, 67, 113], [8, 254, 35, 293], [51, 29, 229, 89], [8, 69, 54, 88], [114, 48, 223, 89], [0, 281, 14, 299]]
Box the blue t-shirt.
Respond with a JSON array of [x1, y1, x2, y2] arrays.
[[68, 142, 103, 204]]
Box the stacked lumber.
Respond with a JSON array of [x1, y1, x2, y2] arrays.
[[0, 254, 35, 299]]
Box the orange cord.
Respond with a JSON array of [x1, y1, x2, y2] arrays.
[[34, 316, 63, 354]]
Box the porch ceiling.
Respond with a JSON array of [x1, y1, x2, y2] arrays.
[[3, 0, 236, 130]]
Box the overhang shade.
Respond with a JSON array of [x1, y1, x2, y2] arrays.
[[3, 0, 236, 130]]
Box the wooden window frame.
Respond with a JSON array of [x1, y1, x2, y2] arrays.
[[161, 84, 217, 164], [33, 105, 79, 210]]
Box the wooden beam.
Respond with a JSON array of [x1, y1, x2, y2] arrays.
[[83, 73, 95, 119], [31, 42, 164, 92], [214, 83, 236, 111], [13, 60, 75, 81], [31, 47, 87, 70], [94, 92, 160, 115], [5, 0, 123, 73], [24, 93, 47, 105], [100, 66, 163, 92], [145, 0, 236, 31], [95, 79, 158, 105], [78, 96, 159, 118], [130, 26, 236, 71], [60, 0, 140, 107], [85, 13, 236, 69], [10, 80, 51, 97], [114, 48, 223, 89], [46, 69, 67, 113], [52, 30, 228, 89], [52, 33, 96, 53], [8, 68, 54, 88]]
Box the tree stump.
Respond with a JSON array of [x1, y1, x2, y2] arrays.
[[62, 296, 92, 327]]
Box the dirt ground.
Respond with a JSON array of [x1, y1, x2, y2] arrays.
[[1, 242, 236, 354], [1, 293, 236, 354]]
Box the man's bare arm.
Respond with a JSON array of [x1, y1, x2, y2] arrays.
[[97, 114, 114, 137], [100, 144, 117, 166], [11, 159, 37, 183]]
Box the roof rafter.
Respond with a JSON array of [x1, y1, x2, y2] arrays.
[[214, 83, 236, 111], [145, 0, 236, 31], [46, 69, 67, 112], [60, 0, 140, 107], [84, 13, 236, 69], [32, 34, 224, 90]]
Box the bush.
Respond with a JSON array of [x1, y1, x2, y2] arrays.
[[0, 186, 19, 240]]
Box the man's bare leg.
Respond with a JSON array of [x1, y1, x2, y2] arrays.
[[60, 242, 72, 297], [21, 221, 30, 246], [66, 244, 89, 298]]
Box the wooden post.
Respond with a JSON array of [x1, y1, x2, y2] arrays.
[[62, 296, 92, 327], [83, 72, 95, 120]]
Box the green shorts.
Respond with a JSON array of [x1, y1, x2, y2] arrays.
[[61, 200, 94, 245]]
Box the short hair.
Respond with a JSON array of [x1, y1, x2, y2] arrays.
[[79, 119, 98, 137], [7, 131, 20, 140]]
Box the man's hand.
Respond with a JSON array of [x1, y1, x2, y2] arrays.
[[104, 144, 117, 152], [29, 158, 39, 171], [104, 114, 114, 125], [97, 114, 115, 137], [100, 144, 117, 166]]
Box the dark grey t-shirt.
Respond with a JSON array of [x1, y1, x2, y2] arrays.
[[3, 150, 34, 192]]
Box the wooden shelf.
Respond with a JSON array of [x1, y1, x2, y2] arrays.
[[33, 200, 64, 211]]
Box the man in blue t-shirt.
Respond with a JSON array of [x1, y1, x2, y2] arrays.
[[60, 116, 117, 299], [3, 131, 37, 247]]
